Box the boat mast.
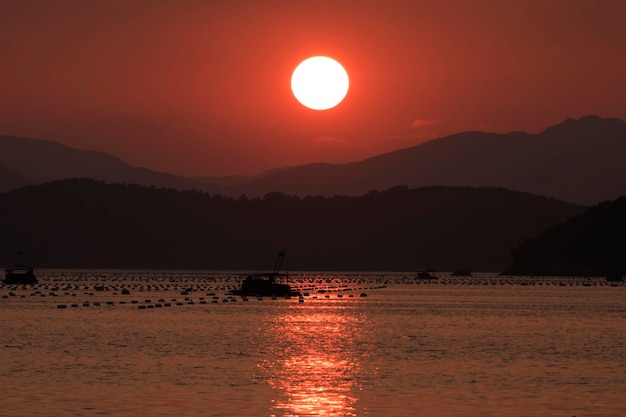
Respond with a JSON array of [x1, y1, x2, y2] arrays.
[[273, 251, 285, 273]]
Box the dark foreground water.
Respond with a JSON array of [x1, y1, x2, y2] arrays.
[[1, 271, 625, 416]]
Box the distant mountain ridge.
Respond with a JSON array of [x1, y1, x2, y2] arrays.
[[228, 115, 626, 204], [0, 179, 585, 271], [0, 164, 35, 191], [1, 115, 625, 204], [0, 136, 223, 194]]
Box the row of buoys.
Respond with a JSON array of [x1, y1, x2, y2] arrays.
[[407, 278, 624, 287], [9, 272, 622, 306], [5, 281, 243, 294], [57, 302, 101, 308], [6, 287, 369, 303], [49, 291, 376, 309]]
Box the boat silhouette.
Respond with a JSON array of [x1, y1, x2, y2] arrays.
[[229, 252, 300, 297], [416, 271, 437, 280], [4, 252, 37, 285]]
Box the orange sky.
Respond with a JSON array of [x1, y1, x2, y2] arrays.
[[1, 0, 625, 177]]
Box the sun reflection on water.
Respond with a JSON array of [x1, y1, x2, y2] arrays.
[[260, 302, 371, 417]]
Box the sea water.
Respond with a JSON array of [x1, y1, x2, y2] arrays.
[[1, 271, 624, 417]]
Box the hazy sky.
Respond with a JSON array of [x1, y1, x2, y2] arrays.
[[1, 0, 625, 176]]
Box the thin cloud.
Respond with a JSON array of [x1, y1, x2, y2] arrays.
[[379, 132, 438, 141], [314, 135, 352, 147], [474, 123, 494, 131], [410, 119, 440, 128]]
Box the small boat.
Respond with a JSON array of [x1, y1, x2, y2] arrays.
[[606, 272, 624, 283], [4, 252, 37, 285], [229, 252, 300, 297], [416, 271, 437, 280]]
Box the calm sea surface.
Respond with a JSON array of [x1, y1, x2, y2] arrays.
[[1, 271, 625, 417]]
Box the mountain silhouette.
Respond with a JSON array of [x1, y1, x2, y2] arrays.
[[503, 196, 626, 277], [228, 115, 626, 204], [0, 136, 223, 194], [0, 179, 584, 271], [2, 115, 624, 204]]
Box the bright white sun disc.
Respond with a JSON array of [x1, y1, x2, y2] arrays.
[[291, 56, 349, 110]]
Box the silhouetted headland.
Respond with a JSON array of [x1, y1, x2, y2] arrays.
[[503, 196, 626, 277]]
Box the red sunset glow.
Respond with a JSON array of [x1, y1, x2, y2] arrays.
[[1, 1, 625, 176]]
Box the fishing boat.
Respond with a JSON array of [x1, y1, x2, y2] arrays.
[[416, 271, 437, 280], [4, 252, 37, 285], [416, 261, 438, 280], [229, 252, 300, 297], [605, 272, 624, 283]]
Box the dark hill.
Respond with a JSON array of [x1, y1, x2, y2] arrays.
[[503, 196, 626, 276], [231, 115, 626, 205], [0, 179, 584, 271]]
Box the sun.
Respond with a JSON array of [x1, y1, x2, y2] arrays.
[[291, 56, 349, 110]]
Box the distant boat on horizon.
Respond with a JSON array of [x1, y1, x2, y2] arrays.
[[3, 252, 37, 285], [416, 261, 438, 280], [605, 272, 624, 283], [416, 270, 437, 280]]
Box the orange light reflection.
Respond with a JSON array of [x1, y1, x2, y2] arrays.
[[260, 303, 370, 417]]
